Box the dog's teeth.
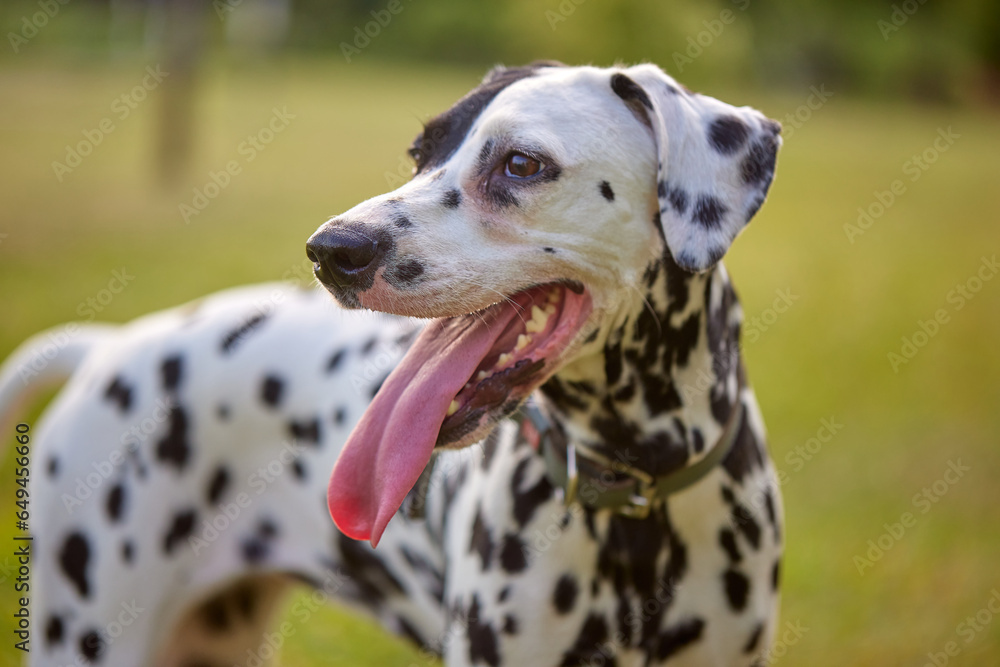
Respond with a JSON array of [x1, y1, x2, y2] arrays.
[[525, 305, 550, 333], [447, 400, 460, 416], [477, 370, 488, 381], [547, 289, 560, 304], [516, 334, 531, 351], [497, 352, 512, 367], [544, 304, 556, 315]]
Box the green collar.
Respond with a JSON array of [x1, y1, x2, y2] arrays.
[[523, 398, 744, 519]]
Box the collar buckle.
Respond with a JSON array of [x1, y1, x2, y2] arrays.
[[619, 481, 657, 519]]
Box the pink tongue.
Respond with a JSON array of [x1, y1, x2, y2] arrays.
[[328, 307, 515, 547]]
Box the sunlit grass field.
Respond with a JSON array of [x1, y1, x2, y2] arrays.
[[1, 55, 998, 666]]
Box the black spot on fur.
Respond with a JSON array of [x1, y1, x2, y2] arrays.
[[244, 520, 278, 564], [207, 466, 230, 504], [723, 569, 750, 611], [604, 340, 624, 386], [499, 534, 527, 573], [721, 485, 736, 504], [216, 404, 230, 420], [743, 622, 764, 653], [599, 181, 615, 201], [333, 406, 347, 426], [722, 408, 765, 484], [442, 188, 462, 208], [560, 614, 611, 666], [595, 509, 686, 650], [258, 519, 277, 539], [615, 596, 631, 645], [397, 615, 424, 648], [79, 630, 103, 662], [498, 586, 511, 603], [708, 116, 750, 155], [745, 193, 766, 224], [336, 532, 405, 603], [220, 312, 270, 354], [163, 509, 197, 555], [161, 356, 183, 391], [45, 615, 64, 647], [292, 458, 307, 480], [692, 195, 727, 229], [772, 559, 781, 591], [502, 615, 518, 635], [260, 375, 284, 408], [612, 378, 636, 402], [611, 72, 653, 110], [361, 336, 378, 355], [692, 428, 705, 453], [718, 518, 746, 561], [393, 259, 426, 285], [543, 246, 556, 254], [741, 135, 779, 187], [288, 418, 321, 445], [511, 458, 554, 528], [765, 489, 781, 543], [156, 405, 191, 470], [393, 214, 413, 229], [106, 483, 125, 523], [104, 376, 132, 413], [470, 508, 494, 570], [467, 594, 500, 667], [665, 184, 689, 216], [122, 540, 135, 564], [48, 457, 58, 477], [732, 501, 762, 551], [542, 375, 589, 412], [242, 538, 269, 564], [412, 64, 551, 174], [326, 349, 346, 373], [553, 573, 578, 614], [658, 618, 705, 660], [59, 532, 90, 598]]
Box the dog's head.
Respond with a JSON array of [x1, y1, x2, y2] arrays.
[[309, 62, 780, 545]]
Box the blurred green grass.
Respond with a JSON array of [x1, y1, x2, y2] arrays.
[[1, 56, 999, 666]]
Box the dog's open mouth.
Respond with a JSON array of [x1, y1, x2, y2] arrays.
[[328, 282, 592, 546]]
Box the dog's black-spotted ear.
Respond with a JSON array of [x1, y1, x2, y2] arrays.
[[613, 64, 781, 272]]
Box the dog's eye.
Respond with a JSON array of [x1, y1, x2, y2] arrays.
[[504, 153, 543, 178], [408, 147, 424, 165]]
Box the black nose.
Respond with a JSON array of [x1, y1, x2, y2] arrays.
[[306, 226, 384, 288]]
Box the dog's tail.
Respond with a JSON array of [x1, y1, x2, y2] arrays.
[[0, 323, 116, 436]]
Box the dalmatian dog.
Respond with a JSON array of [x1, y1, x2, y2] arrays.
[[0, 61, 782, 666]]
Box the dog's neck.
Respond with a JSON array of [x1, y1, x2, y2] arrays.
[[540, 254, 743, 479]]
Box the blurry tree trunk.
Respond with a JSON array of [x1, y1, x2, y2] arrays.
[[152, 0, 207, 188]]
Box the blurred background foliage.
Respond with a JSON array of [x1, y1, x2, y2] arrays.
[[1, 1, 999, 666], [2, 0, 1000, 103]]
